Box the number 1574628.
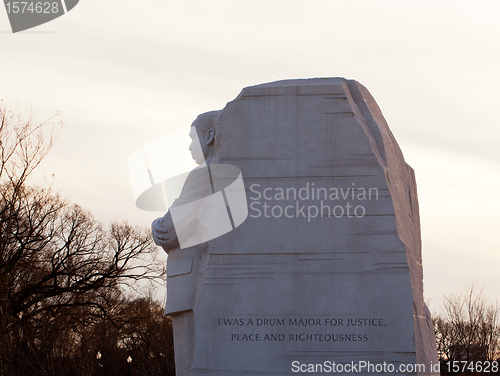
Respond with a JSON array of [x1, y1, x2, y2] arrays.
[[5, 2, 59, 14]]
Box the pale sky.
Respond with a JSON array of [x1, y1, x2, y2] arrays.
[[1, 0, 499, 313]]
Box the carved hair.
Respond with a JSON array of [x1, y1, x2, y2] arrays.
[[194, 110, 222, 137]]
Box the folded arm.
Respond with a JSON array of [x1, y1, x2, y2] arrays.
[[151, 212, 180, 253]]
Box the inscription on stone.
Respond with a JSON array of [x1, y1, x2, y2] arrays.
[[217, 317, 388, 343]]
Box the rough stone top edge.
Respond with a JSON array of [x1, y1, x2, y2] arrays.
[[225, 77, 366, 103], [225, 77, 362, 103], [243, 77, 353, 89]]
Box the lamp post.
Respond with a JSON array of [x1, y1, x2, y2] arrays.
[[127, 355, 132, 376], [96, 351, 103, 375]]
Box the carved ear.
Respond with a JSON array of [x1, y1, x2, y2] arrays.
[[205, 128, 215, 145]]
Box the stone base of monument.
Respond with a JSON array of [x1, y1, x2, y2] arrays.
[[175, 78, 438, 375]]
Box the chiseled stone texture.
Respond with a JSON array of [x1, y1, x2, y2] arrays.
[[189, 78, 438, 375]]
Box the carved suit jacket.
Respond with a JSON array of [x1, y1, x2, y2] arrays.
[[163, 164, 213, 315]]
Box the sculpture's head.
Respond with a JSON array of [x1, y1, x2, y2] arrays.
[[189, 110, 221, 165]]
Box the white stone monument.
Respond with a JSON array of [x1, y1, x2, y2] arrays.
[[160, 78, 438, 375]]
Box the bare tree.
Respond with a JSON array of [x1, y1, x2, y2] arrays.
[[0, 99, 61, 187], [0, 101, 170, 375], [434, 283, 500, 365]]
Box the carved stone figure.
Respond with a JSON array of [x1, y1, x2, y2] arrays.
[[152, 110, 221, 376]]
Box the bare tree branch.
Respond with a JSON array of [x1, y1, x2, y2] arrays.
[[434, 283, 500, 364]]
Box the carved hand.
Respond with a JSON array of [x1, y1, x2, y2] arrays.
[[151, 212, 180, 252]]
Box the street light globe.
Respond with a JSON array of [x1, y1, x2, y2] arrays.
[[127, 356, 132, 364], [96, 351, 102, 360]]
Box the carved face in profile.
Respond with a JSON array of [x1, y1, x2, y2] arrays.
[[188, 113, 217, 165], [188, 125, 204, 165]]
